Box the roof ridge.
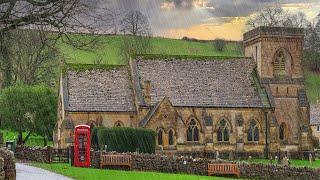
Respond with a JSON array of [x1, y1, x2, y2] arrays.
[[134, 54, 249, 61]]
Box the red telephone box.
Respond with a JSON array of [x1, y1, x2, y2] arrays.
[[74, 125, 91, 167]]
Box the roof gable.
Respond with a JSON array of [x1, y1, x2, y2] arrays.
[[64, 66, 135, 112], [139, 97, 177, 127]]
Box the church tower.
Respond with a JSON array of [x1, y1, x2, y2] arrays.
[[244, 27, 313, 152]]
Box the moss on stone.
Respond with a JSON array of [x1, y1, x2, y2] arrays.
[[134, 54, 247, 61], [62, 63, 126, 75]]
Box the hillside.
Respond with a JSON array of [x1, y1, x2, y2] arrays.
[[58, 34, 243, 64], [58, 34, 320, 103]]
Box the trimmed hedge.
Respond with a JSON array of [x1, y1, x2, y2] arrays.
[[91, 127, 156, 154]]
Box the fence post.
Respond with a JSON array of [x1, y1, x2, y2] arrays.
[[46, 146, 52, 163], [70, 146, 74, 166]]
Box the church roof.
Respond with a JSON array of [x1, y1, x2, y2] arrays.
[[310, 104, 320, 125], [134, 56, 271, 108], [63, 65, 135, 112]]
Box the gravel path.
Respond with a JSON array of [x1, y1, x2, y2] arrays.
[[16, 163, 72, 180]]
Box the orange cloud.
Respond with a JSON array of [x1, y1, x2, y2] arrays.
[[163, 17, 247, 40]]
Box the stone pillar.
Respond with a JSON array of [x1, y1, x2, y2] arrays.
[[235, 113, 244, 152], [144, 81, 151, 106]]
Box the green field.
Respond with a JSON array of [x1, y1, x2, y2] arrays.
[[59, 34, 320, 103], [0, 129, 52, 147], [59, 35, 243, 65], [31, 163, 233, 180]]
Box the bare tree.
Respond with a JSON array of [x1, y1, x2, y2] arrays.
[[119, 10, 152, 62], [0, 0, 117, 87], [304, 19, 320, 72], [246, 7, 309, 29], [3, 28, 59, 86], [120, 10, 151, 36]]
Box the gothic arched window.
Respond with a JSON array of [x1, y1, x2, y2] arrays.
[[279, 123, 286, 141], [274, 50, 286, 76], [168, 129, 174, 145], [248, 120, 259, 142], [157, 129, 163, 145], [217, 119, 230, 142], [114, 121, 124, 127], [187, 119, 199, 142]]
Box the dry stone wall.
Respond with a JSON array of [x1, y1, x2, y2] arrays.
[[92, 152, 320, 179], [15, 146, 48, 162], [0, 148, 15, 180]]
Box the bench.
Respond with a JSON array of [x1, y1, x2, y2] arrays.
[[208, 163, 240, 178], [100, 154, 132, 170]]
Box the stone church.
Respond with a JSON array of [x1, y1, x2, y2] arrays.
[[54, 27, 314, 156]]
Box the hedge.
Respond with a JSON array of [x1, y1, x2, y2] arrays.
[[91, 127, 156, 154]]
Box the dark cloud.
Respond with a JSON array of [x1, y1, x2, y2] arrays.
[[86, 0, 317, 34]]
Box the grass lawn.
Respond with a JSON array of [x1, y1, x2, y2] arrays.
[[242, 159, 320, 169], [31, 163, 234, 180], [0, 129, 52, 147]]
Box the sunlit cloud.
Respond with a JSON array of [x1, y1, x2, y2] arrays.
[[163, 17, 247, 40], [92, 0, 320, 40]]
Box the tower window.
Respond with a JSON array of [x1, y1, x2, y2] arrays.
[[279, 123, 286, 141], [274, 50, 286, 76]]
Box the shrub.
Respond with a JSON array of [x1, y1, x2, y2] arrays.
[[92, 127, 156, 153], [213, 39, 226, 51]]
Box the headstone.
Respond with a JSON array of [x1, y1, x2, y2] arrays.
[[228, 151, 234, 161], [269, 155, 273, 164], [281, 156, 289, 166], [215, 151, 220, 160], [309, 153, 313, 165]]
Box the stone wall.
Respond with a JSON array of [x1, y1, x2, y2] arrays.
[[239, 163, 320, 180], [15, 146, 48, 162], [0, 148, 16, 180], [93, 152, 320, 179], [15, 146, 70, 163]]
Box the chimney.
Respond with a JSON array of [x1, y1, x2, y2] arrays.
[[144, 80, 151, 106]]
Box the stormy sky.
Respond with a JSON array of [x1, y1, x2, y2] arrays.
[[93, 0, 320, 40]]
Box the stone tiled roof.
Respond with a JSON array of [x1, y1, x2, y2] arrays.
[[310, 104, 320, 125], [64, 66, 135, 112], [134, 57, 267, 108]]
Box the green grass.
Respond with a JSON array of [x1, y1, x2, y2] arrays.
[[0, 129, 52, 147], [243, 159, 320, 169], [31, 163, 234, 180], [58, 35, 243, 65], [305, 71, 320, 103]]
